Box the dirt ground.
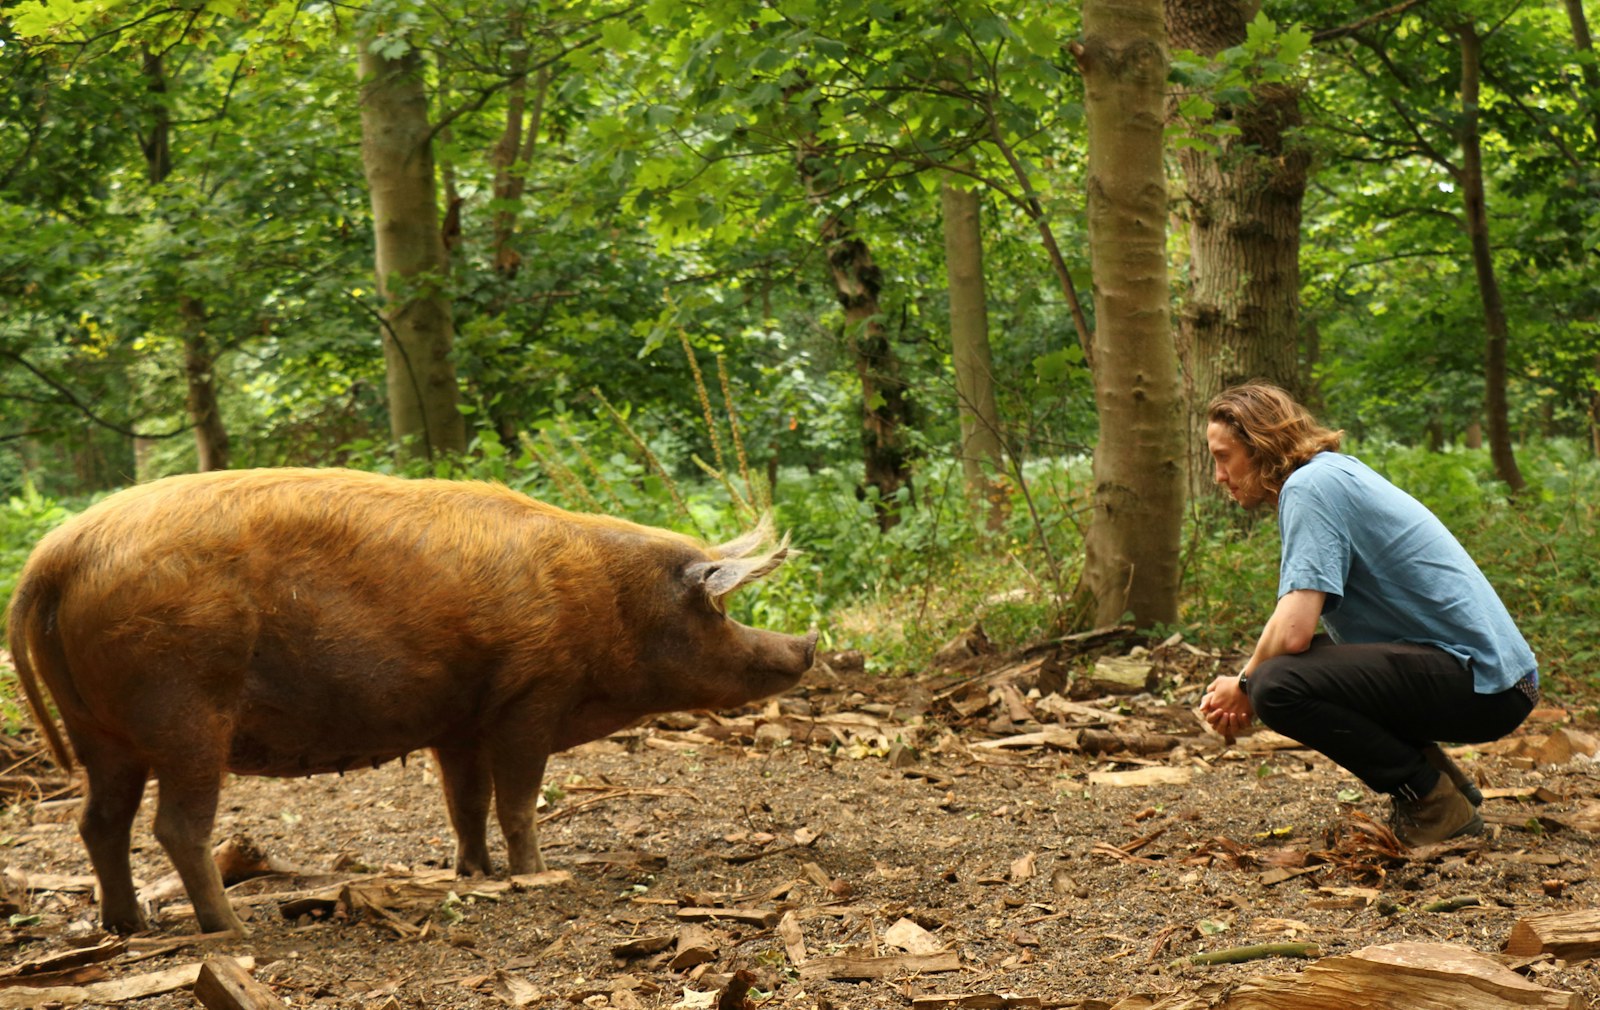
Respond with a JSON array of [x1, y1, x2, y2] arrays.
[[3, 638, 1599, 1009]]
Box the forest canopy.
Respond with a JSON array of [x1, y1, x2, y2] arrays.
[[1, 0, 1596, 688]]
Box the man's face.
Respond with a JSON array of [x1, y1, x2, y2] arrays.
[[1206, 420, 1269, 509]]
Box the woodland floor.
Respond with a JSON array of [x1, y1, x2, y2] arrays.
[[2, 637, 1600, 1010]]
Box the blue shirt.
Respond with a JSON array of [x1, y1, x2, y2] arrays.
[[1277, 452, 1537, 694]]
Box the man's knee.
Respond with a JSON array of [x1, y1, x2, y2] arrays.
[[1246, 657, 1302, 725]]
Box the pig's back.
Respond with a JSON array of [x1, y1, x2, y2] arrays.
[[19, 469, 671, 772]]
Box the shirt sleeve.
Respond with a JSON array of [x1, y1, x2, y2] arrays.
[[1278, 481, 1351, 606]]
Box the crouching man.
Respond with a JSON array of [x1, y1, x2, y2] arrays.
[[1197, 383, 1538, 846]]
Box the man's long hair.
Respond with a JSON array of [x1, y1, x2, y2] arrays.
[[1207, 383, 1344, 500]]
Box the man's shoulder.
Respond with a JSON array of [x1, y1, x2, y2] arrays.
[[1283, 452, 1366, 493]]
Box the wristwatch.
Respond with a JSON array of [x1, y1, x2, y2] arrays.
[[1237, 672, 1250, 695]]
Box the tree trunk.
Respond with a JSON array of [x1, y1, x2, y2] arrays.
[[1565, 0, 1600, 148], [798, 147, 914, 531], [827, 226, 913, 531], [358, 45, 467, 459], [143, 49, 228, 472], [1071, 0, 1186, 629], [1456, 23, 1523, 492], [491, 23, 550, 280], [941, 177, 1008, 531], [1165, 0, 1309, 499], [180, 298, 230, 471]]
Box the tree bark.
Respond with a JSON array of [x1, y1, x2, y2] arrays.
[[1456, 23, 1523, 492], [828, 226, 913, 531], [798, 147, 914, 531], [1564, 0, 1600, 148], [1165, 0, 1310, 499], [490, 21, 550, 280], [142, 49, 227, 472], [1071, 0, 1186, 629], [358, 44, 467, 459], [941, 177, 1007, 531], [180, 298, 230, 471]]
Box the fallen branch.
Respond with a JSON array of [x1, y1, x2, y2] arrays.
[[1172, 942, 1321, 969]]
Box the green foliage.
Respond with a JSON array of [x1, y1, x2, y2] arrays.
[[0, 481, 75, 669]]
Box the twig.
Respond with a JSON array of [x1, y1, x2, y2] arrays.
[[1173, 942, 1322, 969]]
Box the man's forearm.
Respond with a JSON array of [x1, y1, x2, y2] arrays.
[[1242, 589, 1325, 675]]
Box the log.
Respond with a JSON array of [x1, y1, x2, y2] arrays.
[[1222, 942, 1580, 1009], [1504, 908, 1600, 963], [194, 956, 289, 1010]]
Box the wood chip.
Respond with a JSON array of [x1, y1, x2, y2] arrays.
[[193, 956, 288, 1010], [884, 917, 946, 955], [798, 951, 961, 981], [1504, 909, 1600, 963], [0, 957, 254, 1009], [1087, 767, 1193, 788], [675, 906, 779, 928], [776, 910, 807, 966], [1226, 941, 1579, 1009]]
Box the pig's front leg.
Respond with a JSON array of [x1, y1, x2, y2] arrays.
[[492, 748, 551, 874], [433, 743, 494, 876]]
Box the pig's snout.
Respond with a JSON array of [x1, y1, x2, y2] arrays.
[[800, 629, 819, 671]]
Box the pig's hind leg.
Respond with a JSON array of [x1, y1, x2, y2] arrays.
[[149, 759, 244, 935], [433, 743, 494, 876], [491, 748, 550, 874], [72, 735, 151, 933]]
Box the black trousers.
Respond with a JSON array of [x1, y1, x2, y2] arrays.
[[1247, 638, 1534, 795]]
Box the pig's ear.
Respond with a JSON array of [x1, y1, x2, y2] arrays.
[[708, 514, 774, 559], [686, 533, 791, 610]]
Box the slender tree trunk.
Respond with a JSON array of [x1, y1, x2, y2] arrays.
[[1165, 0, 1309, 499], [1563, 2, 1600, 459], [180, 298, 230, 471], [941, 177, 1007, 531], [358, 45, 467, 459], [491, 22, 550, 279], [797, 147, 914, 531], [825, 224, 913, 531], [142, 49, 227, 471], [1456, 23, 1523, 491], [1565, 0, 1600, 148], [1070, 0, 1185, 629]]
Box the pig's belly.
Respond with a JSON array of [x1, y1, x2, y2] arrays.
[[225, 677, 476, 777]]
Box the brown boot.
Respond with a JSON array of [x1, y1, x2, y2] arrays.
[[1391, 774, 1484, 847], [1422, 743, 1483, 806]]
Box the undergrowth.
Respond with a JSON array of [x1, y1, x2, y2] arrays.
[[1, 437, 1595, 715]]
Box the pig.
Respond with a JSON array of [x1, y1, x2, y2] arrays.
[[6, 468, 816, 936]]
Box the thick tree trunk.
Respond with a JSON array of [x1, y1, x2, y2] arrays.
[[1071, 0, 1185, 629], [1456, 24, 1523, 492], [941, 177, 1007, 531], [358, 45, 467, 459], [1165, 0, 1309, 499]]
